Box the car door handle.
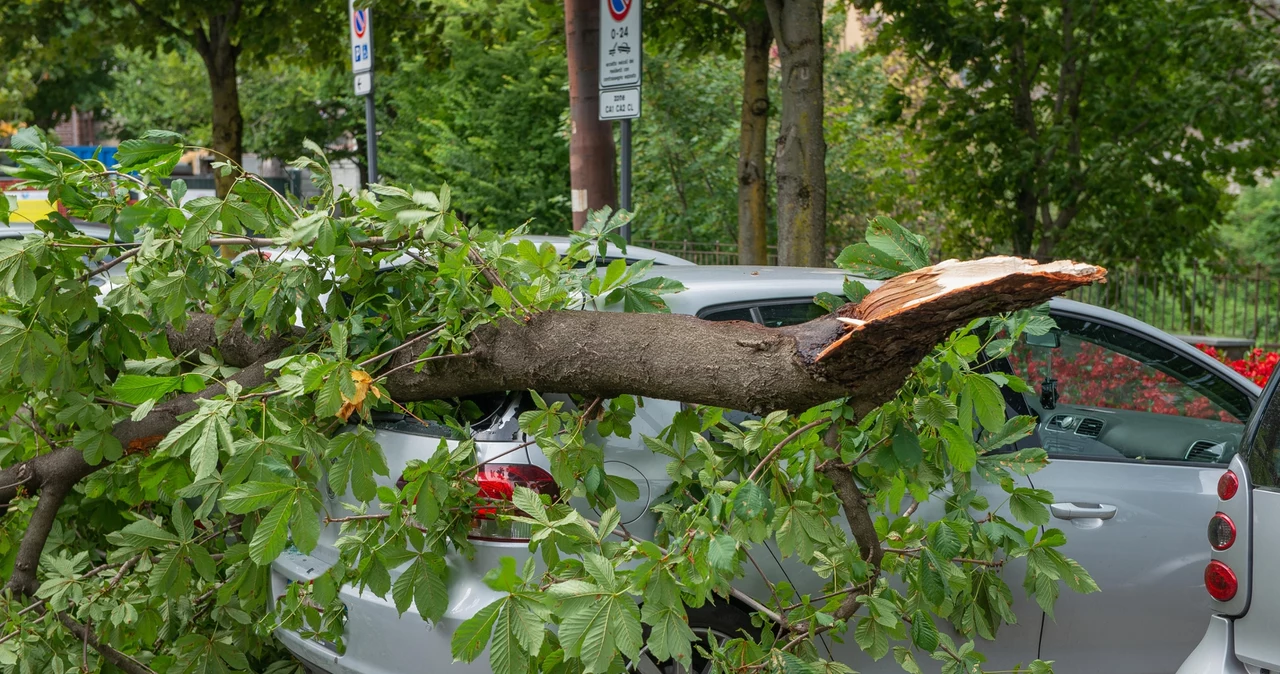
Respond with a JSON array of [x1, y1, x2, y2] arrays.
[[1050, 502, 1118, 521]]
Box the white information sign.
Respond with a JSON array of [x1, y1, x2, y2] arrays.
[[354, 72, 372, 95], [599, 87, 640, 120], [599, 0, 641, 90], [349, 2, 373, 74]]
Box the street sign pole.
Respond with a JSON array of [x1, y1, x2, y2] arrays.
[[349, 1, 377, 185], [599, 0, 641, 243], [619, 119, 631, 241], [364, 82, 378, 185]]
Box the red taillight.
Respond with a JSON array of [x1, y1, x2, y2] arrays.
[[1205, 560, 1238, 602], [1218, 471, 1239, 501], [469, 464, 559, 541], [1208, 513, 1237, 550]]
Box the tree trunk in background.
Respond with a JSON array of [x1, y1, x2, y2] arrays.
[[738, 15, 772, 265], [766, 0, 826, 267], [564, 0, 617, 230], [201, 39, 242, 200]]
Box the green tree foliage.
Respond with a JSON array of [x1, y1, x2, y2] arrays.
[[102, 48, 214, 146], [631, 50, 741, 242], [103, 45, 364, 169], [379, 9, 572, 233], [0, 4, 114, 131], [824, 21, 954, 259], [1223, 180, 1280, 272], [860, 0, 1280, 266], [0, 128, 1100, 673]]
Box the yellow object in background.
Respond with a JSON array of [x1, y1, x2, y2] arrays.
[[3, 190, 57, 224]]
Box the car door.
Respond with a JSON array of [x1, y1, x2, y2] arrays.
[[701, 298, 1044, 672], [1004, 307, 1256, 674]]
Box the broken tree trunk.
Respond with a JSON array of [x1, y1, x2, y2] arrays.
[[0, 257, 1104, 518]]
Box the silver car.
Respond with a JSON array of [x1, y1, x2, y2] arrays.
[[272, 265, 1259, 674], [1176, 365, 1280, 674]]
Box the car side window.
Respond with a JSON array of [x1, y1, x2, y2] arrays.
[[1245, 379, 1280, 488], [699, 306, 755, 322], [700, 300, 824, 327], [757, 302, 826, 327], [1006, 316, 1251, 464]]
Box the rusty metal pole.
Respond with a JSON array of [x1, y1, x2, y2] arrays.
[[565, 0, 617, 230]]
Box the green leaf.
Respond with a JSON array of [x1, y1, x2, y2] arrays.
[[732, 481, 774, 521], [980, 447, 1049, 476], [114, 132, 184, 175], [119, 519, 179, 549], [0, 241, 36, 304], [964, 374, 1007, 432], [489, 600, 531, 674], [854, 616, 890, 660], [892, 425, 922, 467], [75, 428, 123, 465], [249, 494, 295, 564], [865, 216, 929, 270], [913, 395, 956, 429], [393, 554, 449, 622], [605, 474, 640, 502], [183, 197, 222, 249], [452, 599, 501, 663], [940, 423, 978, 472], [641, 583, 695, 665], [834, 243, 912, 280], [708, 534, 737, 571], [919, 556, 947, 606], [290, 496, 320, 553], [222, 200, 268, 233], [843, 277, 871, 303], [1010, 488, 1054, 526], [326, 427, 389, 502], [112, 374, 183, 403], [982, 416, 1037, 451], [929, 521, 962, 559], [909, 611, 940, 651], [9, 127, 47, 152]]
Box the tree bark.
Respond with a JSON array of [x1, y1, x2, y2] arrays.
[[564, 0, 618, 230], [766, 0, 826, 267], [738, 14, 773, 265]]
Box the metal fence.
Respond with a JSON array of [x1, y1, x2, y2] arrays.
[[635, 239, 776, 266], [1064, 263, 1280, 350], [635, 239, 1280, 349]]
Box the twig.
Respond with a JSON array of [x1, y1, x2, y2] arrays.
[[374, 352, 472, 383], [0, 474, 34, 492], [466, 248, 529, 316], [79, 247, 139, 282], [746, 418, 829, 482], [882, 547, 1006, 567], [358, 325, 445, 370], [103, 555, 143, 594], [0, 599, 48, 646], [462, 439, 538, 474], [95, 397, 138, 410]]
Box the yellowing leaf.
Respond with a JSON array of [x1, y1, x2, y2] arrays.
[[337, 369, 374, 421]]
